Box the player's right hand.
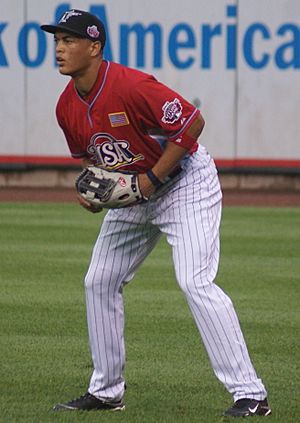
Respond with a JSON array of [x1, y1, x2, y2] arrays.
[[77, 193, 103, 213]]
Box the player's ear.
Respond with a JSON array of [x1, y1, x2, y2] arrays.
[[90, 41, 102, 57]]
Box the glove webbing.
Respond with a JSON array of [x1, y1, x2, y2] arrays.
[[76, 169, 117, 202]]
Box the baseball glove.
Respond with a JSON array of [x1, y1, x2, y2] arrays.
[[75, 166, 145, 209]]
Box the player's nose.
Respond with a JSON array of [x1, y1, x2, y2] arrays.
[[55, 39, 64, 53]]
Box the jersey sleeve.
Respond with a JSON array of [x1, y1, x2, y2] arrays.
[[129, 75, 200, 150], [56, 96, 87, 159]]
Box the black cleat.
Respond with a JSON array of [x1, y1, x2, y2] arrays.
[[53, 392, 125, 411], [223, 398, 271, 417]]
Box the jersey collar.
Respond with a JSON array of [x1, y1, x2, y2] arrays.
[[75, 60, 109, 105]]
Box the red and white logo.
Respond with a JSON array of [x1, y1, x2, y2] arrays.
[[87, 25, 100, 38], [118, 176, 127, 187], [161, 98, 183, 124]]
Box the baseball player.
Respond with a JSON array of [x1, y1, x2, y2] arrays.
[[41, 10, 271, 417]]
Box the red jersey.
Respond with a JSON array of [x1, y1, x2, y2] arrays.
[[56, 61, 200, 172]]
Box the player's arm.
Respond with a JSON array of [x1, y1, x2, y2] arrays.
[[152, 114, 204, 180], [139, 114, 205, 198]]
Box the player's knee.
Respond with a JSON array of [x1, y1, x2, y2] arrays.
[[179, 279, 211, 297], [177, 267, 217, 294], [84, 273, 95, 291], [84, 268, 120, 292], [84, 270, 106, 291]]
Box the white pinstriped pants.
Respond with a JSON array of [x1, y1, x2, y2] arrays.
[[85, 146, 267, 402]]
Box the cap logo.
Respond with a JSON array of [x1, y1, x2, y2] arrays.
[[87, 25, 100, 39], [59, 10, 82, 23]]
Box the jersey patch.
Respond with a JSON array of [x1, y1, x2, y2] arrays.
[[87, 133, 144, 170], [161, 98, 183, 124], [108, 112, 130, 128]]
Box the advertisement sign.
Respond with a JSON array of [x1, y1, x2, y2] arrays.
[[1, 0, 299, 169]]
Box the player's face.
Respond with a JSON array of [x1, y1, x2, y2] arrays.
[[54, 31, 96, 77]]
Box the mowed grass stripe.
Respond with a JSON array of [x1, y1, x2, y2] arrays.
[[0, 203, 299, 422]]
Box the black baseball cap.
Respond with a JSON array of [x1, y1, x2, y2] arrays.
[[40, 9, 106, 48]]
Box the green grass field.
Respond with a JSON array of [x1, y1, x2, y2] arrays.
[[0, 202, 299, 423]]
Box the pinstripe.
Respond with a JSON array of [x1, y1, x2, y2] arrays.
[[155, 169, 228, 383], [203, 170, 264, 397], [150, 150, 267, 401], [86, 219, 116, 393], [181, 169, 235, 382], [188, 169, 234, 380], [194, 169, 243, 380], [86, 204, 161, 400], [87, 218, 121, 397], [90, 213, 135, 397], [85, 147, 267, 403]]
